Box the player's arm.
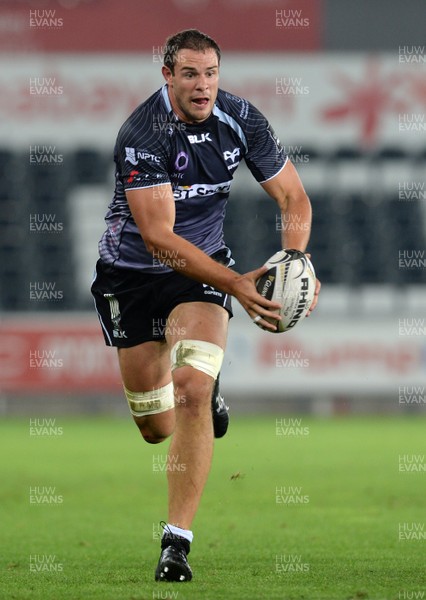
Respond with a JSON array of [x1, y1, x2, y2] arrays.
[[261, 160, 321, 313], [126, 185, 282, 331], [262, 159, 311, 250]]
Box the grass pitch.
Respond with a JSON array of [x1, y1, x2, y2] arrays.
[[1, 415, 425, 600]]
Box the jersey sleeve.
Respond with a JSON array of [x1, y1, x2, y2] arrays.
[[244, 103, 287, 183], [115, 111, 171, 191]]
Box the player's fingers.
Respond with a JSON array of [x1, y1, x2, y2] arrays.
[[239, 269, 282, 310], [254, 310, 282, 323], [250, 312, 279, 332], [245, 265, 269, 281], [255, 293, 282, 311], [250, 303, 281, 323], [258, 318, 278, 332], [307, 278, 321, 316], [251, 276, 282, 310]]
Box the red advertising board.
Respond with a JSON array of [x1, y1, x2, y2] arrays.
[[1, 314, 425, 395], [0, 318, 122, 393], [0, 0, 322, 53]]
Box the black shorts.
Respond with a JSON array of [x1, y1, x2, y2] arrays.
[[91, 249, 233, 347]]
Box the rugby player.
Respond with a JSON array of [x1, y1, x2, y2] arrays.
[[91, 29, 320, 583]]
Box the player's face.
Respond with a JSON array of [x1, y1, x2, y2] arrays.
[[162, 49, 219, 124]]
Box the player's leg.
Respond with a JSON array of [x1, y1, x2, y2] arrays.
[[118, 340, 175, 444], [155, 301, 228, 582], [91, 260, 175, 444], [211, 372, 229, 438]]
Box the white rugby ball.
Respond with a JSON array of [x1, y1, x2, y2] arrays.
[[255, 249, 316, 333]]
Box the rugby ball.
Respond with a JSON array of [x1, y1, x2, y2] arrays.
[[255, 249, 316, 333]]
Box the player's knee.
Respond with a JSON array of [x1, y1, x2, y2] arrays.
[[170, 339, 224, 413], [123, 383, 175, 442], [172, 368, 213, 410], [134, 419, 169, 444], [140, 430, 166, 444]]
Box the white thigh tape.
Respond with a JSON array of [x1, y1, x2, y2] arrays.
[[170, 339, 224, 380], [124, 382, 174, 416]]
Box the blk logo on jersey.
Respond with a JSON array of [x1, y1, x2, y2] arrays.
[[125, 147, 160, 165], [187, 133, 212, 144]]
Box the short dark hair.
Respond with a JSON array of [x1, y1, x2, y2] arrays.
[[163, 29, 221, 73]]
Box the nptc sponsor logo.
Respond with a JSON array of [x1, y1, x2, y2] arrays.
[[125, 147, 160, 165]]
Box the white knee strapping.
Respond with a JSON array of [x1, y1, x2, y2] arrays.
[[170, 339, 224, 380], [124, 382, 174, 417]]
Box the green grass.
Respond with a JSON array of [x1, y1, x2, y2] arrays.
[[1, 416, 425, 599]]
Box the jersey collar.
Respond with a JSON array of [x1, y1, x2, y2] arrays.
[[161, 84, 174, 115]]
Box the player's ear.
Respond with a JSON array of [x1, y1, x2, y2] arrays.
[[162, 65, 173, 84]]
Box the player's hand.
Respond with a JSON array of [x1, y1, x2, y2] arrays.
[[231, 265, 282, 332], [305, 253, 321, 316]]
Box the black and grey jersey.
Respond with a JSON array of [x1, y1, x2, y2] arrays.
[[99, 85, 287, 272]]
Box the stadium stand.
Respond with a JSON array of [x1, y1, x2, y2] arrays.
[[1, 146, 424, 311]]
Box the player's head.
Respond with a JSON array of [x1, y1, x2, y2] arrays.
[[163, 29, 221, 75], [162, 29, 221, 124]]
